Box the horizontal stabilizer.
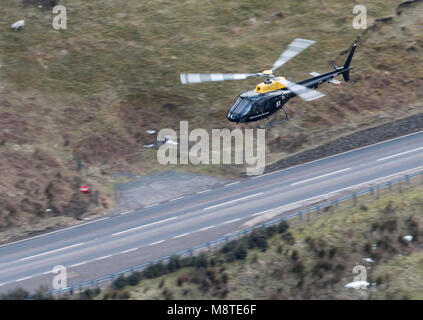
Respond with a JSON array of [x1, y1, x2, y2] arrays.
[[309, 72, 341, 85], [309, 72, 321, 77], [328, 78, 341, 85]]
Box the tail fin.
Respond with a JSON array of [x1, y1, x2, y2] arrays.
[[342, 43, 357, 82]]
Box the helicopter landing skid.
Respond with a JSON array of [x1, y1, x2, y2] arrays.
[[256, 108, 289, 129]]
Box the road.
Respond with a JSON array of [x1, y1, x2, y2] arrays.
[[1, 130, 423, 294]]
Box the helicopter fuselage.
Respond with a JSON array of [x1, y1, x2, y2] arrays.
[[226, 66, 350, 123]]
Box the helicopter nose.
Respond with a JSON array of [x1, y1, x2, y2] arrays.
[[227, 112, 240, 122]]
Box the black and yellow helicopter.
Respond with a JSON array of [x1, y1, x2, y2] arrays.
[[180, 39, 356, 128]]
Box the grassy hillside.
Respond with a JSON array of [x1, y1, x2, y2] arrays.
[[1, 0, 422, 238], [93, 182, 423, 300]]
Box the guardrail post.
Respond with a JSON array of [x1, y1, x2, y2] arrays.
[[335, 199, 339, 208], [399, 180, 402, 193], [353, 193, 357, 206], [316, 205, 320, 215], [207, 242, 211, 251], [405, 174, 410, 185], [370, 187, 374, 196], [388, 181, 392, 191], [189, 249, 193, 257], [299, 212, 302, 220]]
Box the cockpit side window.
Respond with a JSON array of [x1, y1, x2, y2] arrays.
[[231, 97, 252, 116]]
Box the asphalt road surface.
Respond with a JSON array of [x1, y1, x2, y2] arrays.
[[1, 130, 423, 294]]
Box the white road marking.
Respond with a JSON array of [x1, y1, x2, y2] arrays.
[[224, 181, 240, 187], [95, 255, 112, 261], [199, 225, 215, 231], [250, 130, 423, 180], [19, 242, 85, 261], [377, 146, 423, 161], [70, 261, 88, 268], [120, 248, 138, 254], [249, 165, 423, 219], [197, 189, 211, 194], [203, 192, 264, 211], [0, 217, 109, 249], [173, 233, 190, 239], [223, 218, 241, 224], [149, 240, 165, 246], [252, 208, 274, 217], [119, 210, 135, 215], [112, 217, 177, 236], [42, 270, 52, 275], [145, 203, 159, 208], [16, 276, 32, 282], [170, 196, 184, 202], [290, 168, 351, 186]]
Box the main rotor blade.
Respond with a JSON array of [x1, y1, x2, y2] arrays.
[[271, 38, 316, 72], [180, 73, 257, 84], [278, 79, 325, 102]]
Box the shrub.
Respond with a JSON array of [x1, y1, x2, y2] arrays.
[[277, 244, 283, 254], [159, 278, 165, 288], [168, 255, 181, 272], [406, 216, 420, 239], [222, 240, 238, 253], [181, 257, 195, 267], [234, 243, 248, 260], [33, 285, 54, 300], [282, 232, 295, 245], [112, 275, 127, 290], [118, 290, 131, 300], [248, 230, 268, 252], [221, 273, 229, 284], [277, 221, 289, 234], [265, 225, 278, 238], [127, 272, 142, 286], [143, 261, 167, 278], [1, 287, 30, 300], [177, 275, 185, 287], [328, 247, 337, 258], [162, 287, 173, 299], [195, 253, 208, 269], [360, 204, 368, 211], [79, 288, 98, 300], [291, 261, 304, 275]]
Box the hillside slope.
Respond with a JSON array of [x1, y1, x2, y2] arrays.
[[1, 0, 422, 239], [97, 183, 423, 300]]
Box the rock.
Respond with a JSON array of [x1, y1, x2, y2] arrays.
[[11, 20, 25, 31], [249, 17, 257, 25], [403, 235, 413, 242], [345, 281, 370, 289]]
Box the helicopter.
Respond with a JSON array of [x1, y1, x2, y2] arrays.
[[180, 39, 356, 128]]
